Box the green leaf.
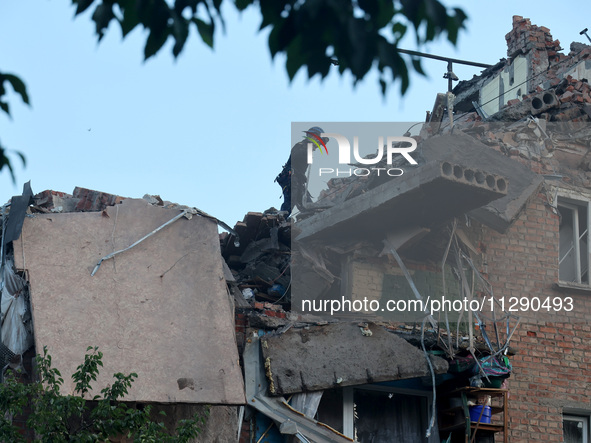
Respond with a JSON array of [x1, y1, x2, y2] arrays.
[[119, 0, 140, 37], [173, 0, 189, 15], [0, 100, 9, 117], [446, 8, 467, 44], [391, 22, 407, 41], [193, 18, 214, 48], [0, 147, 16, 184], [144, 26, 170, 59], [212, 0, 226, 32], [14, 150, 26, 167], [65, 0, 468, 100], [259, 0, 285, 30], [234, 0, 253, 12], [399, 67, 410, 94], [376, 0, 395, 28], [285, 35, 304, 80], [92, 2, 116, 40], [75, 0, 95, 15], [411, 57, 425, 76], [267, 24, 281, 58], [171, 15, 189, 57]]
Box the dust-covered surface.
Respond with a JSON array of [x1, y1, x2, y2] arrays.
[[260, 321, 448, 395], [14, 198, 245, 404]]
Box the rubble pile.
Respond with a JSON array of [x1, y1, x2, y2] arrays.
[[428, 17, 591, 189], [27, 188, 199, 214], [220, 210, 291, 306], [31, 187, 125, 213], [315, 175, 369, 207], [438, 119, 591, 184], [480, 65, 591, 124]]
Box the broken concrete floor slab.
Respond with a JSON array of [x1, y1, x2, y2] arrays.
[[260, 322, 448, 396], [420, 133, 544, 232], [295, 160, 508, 243], [14, 198, 245, 404]]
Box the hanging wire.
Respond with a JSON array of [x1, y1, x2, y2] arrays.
[[421, 315, 437, 439]]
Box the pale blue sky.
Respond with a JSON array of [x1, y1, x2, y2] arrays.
[[1, 1, 589, 226]]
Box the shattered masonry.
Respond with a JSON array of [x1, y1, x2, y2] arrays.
[[2, 14, 591, 443]]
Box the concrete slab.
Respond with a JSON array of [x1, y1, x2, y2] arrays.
[[260, 322, 448, 395], [295, 160, 507, 243], [14, 198, 245, 404], [421, 133, 543, 232]]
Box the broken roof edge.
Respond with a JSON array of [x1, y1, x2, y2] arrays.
[[244, 334, 355, 443], [450, 16, 591, 119], [1, 184, 241, 249]]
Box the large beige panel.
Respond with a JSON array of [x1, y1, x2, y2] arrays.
[[14, 198, 245, 404]]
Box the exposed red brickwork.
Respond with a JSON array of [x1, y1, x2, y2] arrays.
[[73, 187, 125, 212], [252, 302, 288, 319], [473, 194, 591, 442], [34, 189, 71, 207], [33, 187, 125, 213], [506, 15, 563, 65], [238, 418, 251, 443]]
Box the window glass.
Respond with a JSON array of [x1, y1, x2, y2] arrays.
[[315, 389, 343, 433], [559, 199, 589, 284], [564, 415, 588, 443], [354, 390, 430, 443]]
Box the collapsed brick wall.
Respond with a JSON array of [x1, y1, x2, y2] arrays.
[[454, 15, 591, 121], [505, 16, 563, 77], [33, 187, 125, 213], [503, 15, 591, 96], [470, 193, 591, 442]]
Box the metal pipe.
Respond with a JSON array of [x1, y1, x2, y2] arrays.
[[91, 209, 190, 276], [396, 48, 493, 68]]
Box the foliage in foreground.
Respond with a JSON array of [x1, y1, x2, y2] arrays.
[[71, 0, 467, 95], [0, 72, 28, 184], [1, 0, 468, 182], [0, 346, 207, 442]]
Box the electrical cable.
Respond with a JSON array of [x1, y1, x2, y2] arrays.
[[421, 315, 437, 439]]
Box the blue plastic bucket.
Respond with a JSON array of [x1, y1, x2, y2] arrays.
[[469, 405, 491, 424]]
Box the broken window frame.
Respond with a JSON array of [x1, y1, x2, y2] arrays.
[[564, 414, 590, 443], [558, 196, 591, 287], [341, 385, 436, 441]]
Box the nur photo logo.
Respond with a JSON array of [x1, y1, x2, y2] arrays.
[[306, 132, 418, 177]]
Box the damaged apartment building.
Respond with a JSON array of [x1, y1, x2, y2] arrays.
[[1, 15, 591, 443]]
